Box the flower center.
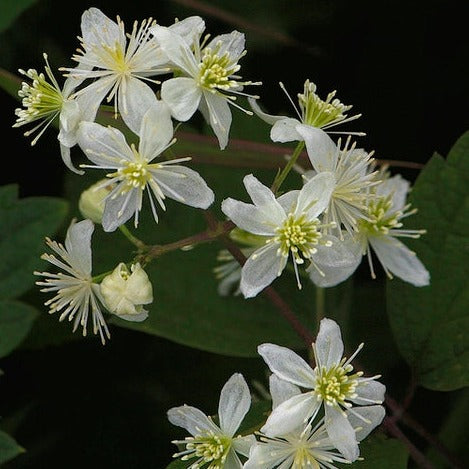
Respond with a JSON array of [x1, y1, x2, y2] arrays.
[[292, 444, 321, 469], [315, 363, 360, 407], [198, 45, 240, 91], [274, 213, 322, 263], [181, 432, 232, 468], [100, 42, 130, 74], [114, 159, 151, 193], [359, 195, 401, 236], [299, 80, 352, 128]]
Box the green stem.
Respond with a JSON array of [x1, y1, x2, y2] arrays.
[[270, 140, 305, 194], [118, 225, 146, 250], [315, 285, 325, 323]]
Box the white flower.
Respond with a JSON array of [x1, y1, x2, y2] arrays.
[[221, 172, 336, 298], [298, 125, 379, 238], [100, 262, 153, 322], [77, 101, 214, 232], [61, 7, 170, 134], [13, 53, 90, 174], [244, 375, 385, 468], [34, 219, 110, 344], [168, 373, 256, 468], [248, 79, 363, 143], [257, 318, 386, 461], [356, 172, 430, 286], [151, 23, 260, 149]]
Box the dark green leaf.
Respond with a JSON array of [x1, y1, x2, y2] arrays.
[[387, 131, 469, 391], [0, 184, 69, 300], [0, 299, 38, 358], [0, 0, 37, 33], [0, 429, 24, 465]]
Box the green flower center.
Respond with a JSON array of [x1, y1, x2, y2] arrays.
[[359, 195, 401, 236], [182, 432, 232, 468], [274, 213, 321, 263], [315, 363, 360, 407], [198, 45, 239, 91], [114, 159, 151, 193], [299, 80, 352, 128]]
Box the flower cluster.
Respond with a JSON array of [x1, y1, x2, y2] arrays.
[[168, 318, 386, 468]]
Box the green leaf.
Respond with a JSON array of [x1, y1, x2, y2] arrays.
[[0, 0, 37, 33], [387, 131, 469, 391], [0, 184, 69, 300], [0, 429, 25, 465], [345, 434, 409, 468], [0, 299, 38, 358]]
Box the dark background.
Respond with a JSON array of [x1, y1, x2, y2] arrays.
[[0, 0, 468, 467]]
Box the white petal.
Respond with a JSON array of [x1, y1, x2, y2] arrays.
[[58, 100, 81, 146], [218, 373, 251, 437], [276, 190, 300, 214], [325, 405, 359, 462], [221, 199, 276, 236], [271, 118, 303, 142], [151, 25, 199, 75], [65, 219, 94, 275], [369, 236, 430, 286], [77, 122, 132, 167], [161, 77, 201, 122], [167, 16, 205, 46], [202, 91, 232, 150], [138, 101, 174, 159], [347, 405, 386, 442], [376, 174, 410, 212], [296, 124, 337, 172], [167, 404, 220, 436], [102, 190, 138, 232], [115, 311, 148, 322], [74, 77, 113, 122], [296, 171, 335, 219], [223, 449, 244, 469], [260, 392, 319, 437], [269, 374, 301, 409], [59, 143, 83, 175], [352, 380, 386, 405], [81, 8, 124, 51], [257, 343, 315, 388], [118, 77, 159, 135], [243, 174, 277, 207], [207, 31, 245, 60], [307, 234, 362, 287], [152, 166, 214, 209], [315, 318, 344, 368], [232, 435, 256, 457], [248, 97, 285, 125], [244, 443, 284, 469], [240, 244, 285, 298]]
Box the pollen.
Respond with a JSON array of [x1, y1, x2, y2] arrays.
[[198, 45, 240, 91], [114, 159, 152, 192], [359, 195, 401, 236]]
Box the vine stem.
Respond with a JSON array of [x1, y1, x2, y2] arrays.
[[270, 140, 305, 194]]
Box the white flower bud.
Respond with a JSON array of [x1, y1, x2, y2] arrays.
[[100, 263, 153, 322], [78, 180, 111, 224]]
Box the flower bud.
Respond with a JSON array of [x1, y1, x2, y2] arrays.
[[78, 180, 111, 224], [100, 263, 153, 322]]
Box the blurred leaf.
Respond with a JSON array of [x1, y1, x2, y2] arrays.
[[0, 299, 38, 359], [0, 0, 37, 33], [0, 429, 24, 465], [387, 131, 469, 391], [0, 68, 21, 100], [0, 184, 69, 300], [344, 433, 409, 468]]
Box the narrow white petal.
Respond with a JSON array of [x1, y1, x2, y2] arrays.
[[115, 311, 148, 322], [276, 190, 300, 214], [352, 380, 386, 405], [207, 31, 245, 60], [218, 373, 251, 437], [269, 374, 301, 409], [260, 392, 319, 437], [118, 77, 159, 135], [347, 405, 386, 441], [296, 124, 337, 172], [244, 443, 283, 469], [240, 244, 285, 298], [102, 190, 138, 232], [161, 77, 201, 121], [167, 405, 220, 436], [296, 171, 335, 218], [248, 97, 285, 125], [223, 449, 244, 469], [325, 405, 360, 462], [167, 16, 205, 46], [370, 236, 430, 286], [243, 174, 278, 207], [232, 435, 256, 457], [271, 118, 303, 142], [59, 143, 83, 175], [64, 219, 94, 275], [257, 343, 315, 388], [315, 318, 344, 368], [376, 174, 410, 212], [81, 8, 124, 51], [203, 91, 232, 150]]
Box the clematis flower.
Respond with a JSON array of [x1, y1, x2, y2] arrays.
[[356, 172, 430, 286], [100, 262, 153, 322], [168, 373, 256, 468], [34, 219, 110, 344], [77, 100, 214, 232], [244, 375, 385, 468], [248, 79, 363, 144], [298, 125, 379, 238], [221, 172, 336, 298], [151, 22, 260, 149], [13, 53, 91, 174], [258, 318, 386, 462], [61, 7, 171, 134]]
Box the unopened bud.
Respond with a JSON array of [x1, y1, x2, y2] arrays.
[[78, 180, 111, 224]]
